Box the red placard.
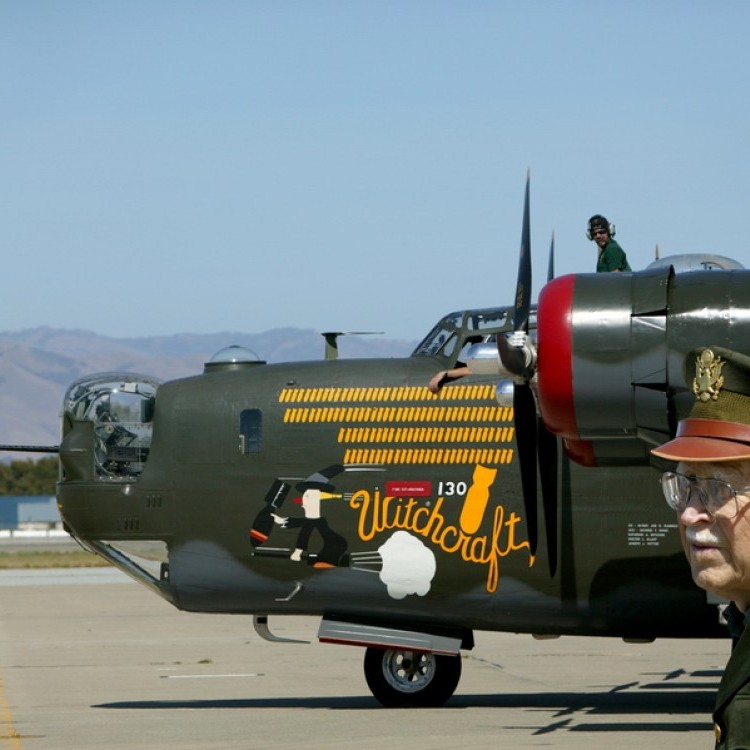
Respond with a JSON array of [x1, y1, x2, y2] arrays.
[[385, 481, 432, 497]]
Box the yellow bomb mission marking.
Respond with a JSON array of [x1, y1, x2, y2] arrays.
[[278, 385, 515, 467]]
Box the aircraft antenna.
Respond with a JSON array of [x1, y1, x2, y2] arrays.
[[321, 331, 384, 361]]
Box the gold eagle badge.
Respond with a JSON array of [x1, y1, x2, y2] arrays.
[[693, 348, 724, 402]]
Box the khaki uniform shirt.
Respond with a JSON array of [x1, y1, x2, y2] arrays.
[[714, 604, 750, 748]]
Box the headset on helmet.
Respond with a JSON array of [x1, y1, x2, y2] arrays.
[[586, 214, 616, 241]]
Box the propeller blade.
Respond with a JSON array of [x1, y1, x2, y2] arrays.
[[513, 169, 532, 333], [537, 421, 558, 576], [499, 172, 560, 573], [498, 169, 533, 378], [500, 171, 537, 556], [547, 231, 555, 283], [513, 382, 538, 557]]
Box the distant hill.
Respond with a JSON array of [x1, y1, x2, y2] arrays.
[[0, 327, 418, 455]]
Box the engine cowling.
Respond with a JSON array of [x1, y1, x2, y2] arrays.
[[535, 267, 750, 466]]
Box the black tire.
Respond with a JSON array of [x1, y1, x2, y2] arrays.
[[363, 647, 462, 707]]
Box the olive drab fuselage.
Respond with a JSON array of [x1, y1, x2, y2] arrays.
[[56, 300, 728, 642]]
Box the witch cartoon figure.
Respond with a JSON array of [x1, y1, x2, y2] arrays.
[[271, 465, 348, 568]]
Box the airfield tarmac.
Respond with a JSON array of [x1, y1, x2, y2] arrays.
[[0, 567, 730, 750]]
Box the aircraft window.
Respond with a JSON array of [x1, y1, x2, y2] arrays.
[[412, 312, 463, 357], [441, 333, 458, 358], [240, 409, 263, 454], [468, 310, 508, 332], [63, 374, 161, 479]]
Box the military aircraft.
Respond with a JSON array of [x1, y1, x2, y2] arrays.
[[7, 178, 749, 708]]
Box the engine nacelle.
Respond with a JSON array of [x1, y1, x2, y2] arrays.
[[536, 268, 750, 466]]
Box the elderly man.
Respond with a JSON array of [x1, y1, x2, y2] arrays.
[[652, 346, 750, 748]]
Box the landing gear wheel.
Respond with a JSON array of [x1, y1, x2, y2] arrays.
[[363, 647, 461, 707]]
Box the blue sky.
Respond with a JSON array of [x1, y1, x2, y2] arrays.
[[2, 1, 748, 341]]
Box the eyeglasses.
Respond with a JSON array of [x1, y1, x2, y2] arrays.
[[660, 471, 750, 519]]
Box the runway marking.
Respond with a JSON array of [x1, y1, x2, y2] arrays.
[[0, 671, 22, 750], [160, 673, 263, 679]]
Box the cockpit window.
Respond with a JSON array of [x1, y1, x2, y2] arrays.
[[412, 311, 463, 357], [467, 310, 508, 332], [411, 308, 515, 363]]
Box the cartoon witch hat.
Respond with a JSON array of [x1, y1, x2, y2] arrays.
[[295, 464, 343, 493]]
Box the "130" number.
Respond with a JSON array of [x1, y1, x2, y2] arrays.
[[437, 481, 468, 497]]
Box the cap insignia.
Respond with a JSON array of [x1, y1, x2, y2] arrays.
[[693, 349, 724, 402]]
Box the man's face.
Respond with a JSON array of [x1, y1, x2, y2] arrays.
[[592, 228, 609, 248], [676, 460, 750, 610]]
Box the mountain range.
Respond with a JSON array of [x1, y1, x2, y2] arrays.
[[0, 327, 418, 454]]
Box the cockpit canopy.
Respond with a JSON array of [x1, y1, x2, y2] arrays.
[[411, 307, 520, 365]]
